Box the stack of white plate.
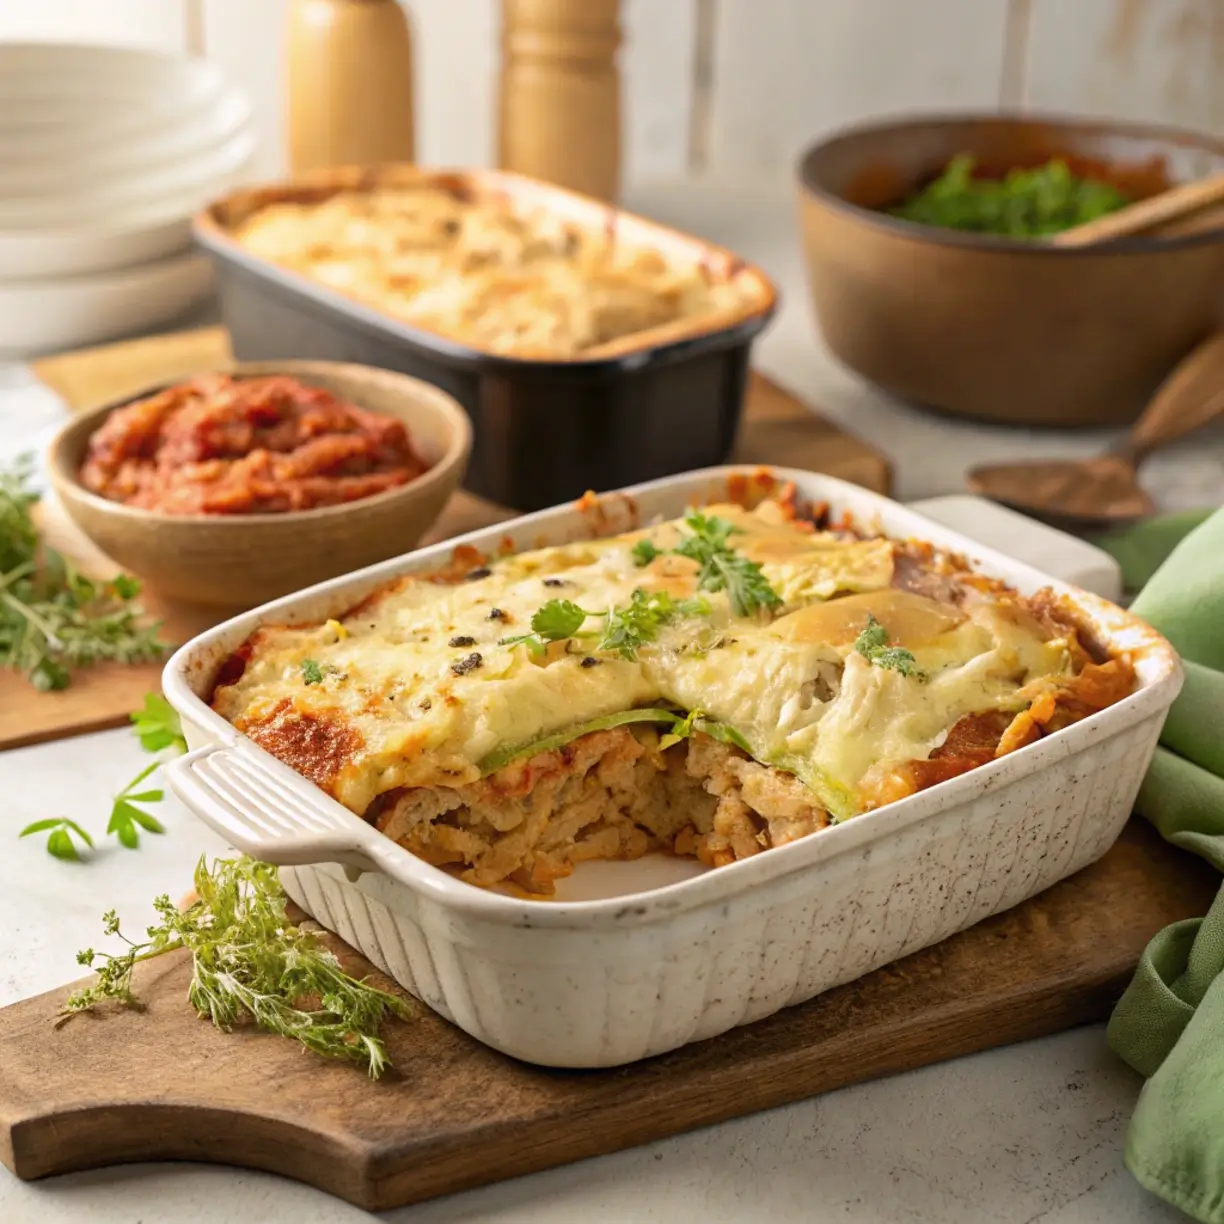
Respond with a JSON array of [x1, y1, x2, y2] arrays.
[[0, 42, 256, 357]]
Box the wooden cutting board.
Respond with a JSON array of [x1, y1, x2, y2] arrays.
[[0, 819, 1215, 1212], [0, 326, 890, 751]]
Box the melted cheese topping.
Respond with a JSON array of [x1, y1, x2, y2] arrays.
[[231, 186, 750, 358], [212, 502, 1075, 819]]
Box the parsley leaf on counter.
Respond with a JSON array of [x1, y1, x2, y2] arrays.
[[21, 691, 187, 861], [131, 691, 187, 753], [61, 856, 415, 1078], [853, 614, 925, 679], [106, 759, 167, 850], [0, 456, 167, 691], [19, 817, 94, 862]]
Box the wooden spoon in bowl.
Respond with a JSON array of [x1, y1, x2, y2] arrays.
[[967, 328, 1224, 528], [1050, 170, 1224, 246], [967, 174, 1224, 527]]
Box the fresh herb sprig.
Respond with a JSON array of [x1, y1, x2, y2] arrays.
[[108, 694, 187, 850], [500, 589, 709, 661], [21, 692, 187, 861], [131, 692, 188, 754], [62, 856, 414, 1078], [106, 761, 167, 849], [890, 154, 1131, 238], [633, 512, 782, 618], [853, 613, 925, 679], [19, 817, 94, 861], [599, 589, 709, 659], [0, 457, 166, 691]]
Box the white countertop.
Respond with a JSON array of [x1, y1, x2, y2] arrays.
[[1, 178, 1216, 1224]]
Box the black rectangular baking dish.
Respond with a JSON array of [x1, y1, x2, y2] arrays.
[[193, 167, 778, 511]]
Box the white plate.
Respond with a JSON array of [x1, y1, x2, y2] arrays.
[[0, 43, 254, 278], [0, 44, 227, 140], [0, 210, 194, 282], [0, 250, 213, 357], [0, 126, 257, 226], [0, 84, 252, 190]]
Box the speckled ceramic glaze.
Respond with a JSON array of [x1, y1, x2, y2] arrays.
[[163, 467, 1181, 1068]]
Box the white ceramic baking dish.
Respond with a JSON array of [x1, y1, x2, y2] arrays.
[[162, 466, 1181, 1069]]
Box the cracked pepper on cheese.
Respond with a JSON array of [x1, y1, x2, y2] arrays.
[[210, 483, 1134, 896]]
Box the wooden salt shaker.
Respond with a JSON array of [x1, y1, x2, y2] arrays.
[[498, 0, 622, 201], [285, 0, 415, 175]]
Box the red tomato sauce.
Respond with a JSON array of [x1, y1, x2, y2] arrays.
[[79, 374, 429, 515]]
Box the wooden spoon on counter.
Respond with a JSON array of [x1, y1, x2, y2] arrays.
[[967, 174, 1224, 527], [967, 329, 1224, 526]]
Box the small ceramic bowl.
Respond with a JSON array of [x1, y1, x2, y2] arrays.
[[49, 360, 472, 609], [797, 112, 1224, 427]]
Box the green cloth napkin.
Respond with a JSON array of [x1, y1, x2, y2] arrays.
[[1092, 509, 1224, 1224]]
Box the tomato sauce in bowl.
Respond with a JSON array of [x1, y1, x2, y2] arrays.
[[78, 373, 430, 515]]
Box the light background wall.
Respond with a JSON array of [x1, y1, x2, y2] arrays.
[[2, 0, 1222, 183]]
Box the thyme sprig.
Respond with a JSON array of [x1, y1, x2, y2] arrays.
[[61, 856, 415, 1078], [0, 456, 166, 691]]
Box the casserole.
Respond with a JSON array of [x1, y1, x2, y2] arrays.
[[222, 181, 752, 358], [194, 168, 778, 510], [163, 467, 1181, 1068]]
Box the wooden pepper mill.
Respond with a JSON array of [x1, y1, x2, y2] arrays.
[[285, 0, 416, 175], [498, 0, 622, 201]]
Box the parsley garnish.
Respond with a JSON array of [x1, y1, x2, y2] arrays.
[[597, 589, 708, 660], [301, 658, 324, 685], [675, 513, 782, 618], [631, 513, 781, 618], [499, 590, 709, 661], [60, 856, 415, 1078], [498, 599, 587, 655], [106, 760, 167, 850], [853, 614, 925, 679], [130, 691, 188, 753], [19, 817, 94, 861], [532, 599, 588, 641], [631, 539, 663, 566], [0, 456, 167, 691], [20, 691, 187, 861]]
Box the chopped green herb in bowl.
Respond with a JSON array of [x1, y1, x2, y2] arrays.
[[889, 154, 1132, 238]]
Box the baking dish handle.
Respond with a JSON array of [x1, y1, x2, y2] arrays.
[[165, 742, 387, 875]]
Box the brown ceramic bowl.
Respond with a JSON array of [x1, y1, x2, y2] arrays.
[[49, 360, 472, 608], [797, 112, 1224, 427]]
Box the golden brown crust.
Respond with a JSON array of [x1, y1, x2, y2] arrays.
[[236, 698, 364, 796], [230, 185, 750, 358]]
